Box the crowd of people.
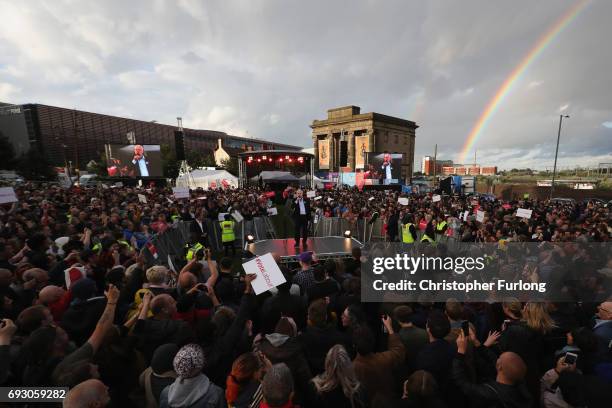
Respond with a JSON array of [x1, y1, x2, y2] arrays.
[[0, 181, 611, 407]]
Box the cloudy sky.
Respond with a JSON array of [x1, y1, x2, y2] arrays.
[[0, 0, 611, 170]]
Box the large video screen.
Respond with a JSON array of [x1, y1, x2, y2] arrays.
[[365, 152, 403, 184], [105, 144, 162, 177]]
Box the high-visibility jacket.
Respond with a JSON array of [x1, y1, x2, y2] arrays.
[[421, 234, 434, 243], [220, 220, 236, 243], [402, 223, 415, 243], [117, 239, 132, 251], [436, 221, 447, 232], [92, 242, 102, 253], [185, 242, 204, 261]]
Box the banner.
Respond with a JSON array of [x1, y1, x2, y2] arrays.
[[0, 187, 18, 204], [355, 135, 369, 169], [318, 139, 330, 169], [516, 208, 533, 219], [242, 252, 287, 295]]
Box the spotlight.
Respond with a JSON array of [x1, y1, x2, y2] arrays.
[[268, 158, 273, 162], [246, 235, 255, 243], [344, 230, 352, 238], [257, 159, 261, 163], [262, 155, 267, 159]]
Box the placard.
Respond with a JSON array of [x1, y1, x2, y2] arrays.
[[172, 187, 189, 199], [462, 211, 469, 221], [0, 187, 18, 204], [137, 194, 147, 204], [267, 207, 278, 216], [516, 208, 533, 219], [314, 196, 322, 201], [476, 210, 485, 223], [398, 197, 409, 206], [218, 212, 228, 222], [232, 211, 244, 223], [242, 252, 287, 295], [306, 191, 316, 198], [432, 194, 441, 202]]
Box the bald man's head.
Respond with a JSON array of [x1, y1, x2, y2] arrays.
[[63, 379, 110, 408], [597, 301, 612, 320], [150, 294, 176, 318], [178, 272, 197, 291], [496, 352, 527, 385], [23, 268, 49, 289], [38, 285, 66, 305]]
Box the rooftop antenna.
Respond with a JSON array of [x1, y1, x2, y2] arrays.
[[177, 117, 183, 131]]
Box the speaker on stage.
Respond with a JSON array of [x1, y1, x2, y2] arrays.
[[339, 140, 348, 167], [174, 130, 185, 161]]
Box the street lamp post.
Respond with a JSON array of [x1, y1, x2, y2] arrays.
[[550, 114, 569, 199]]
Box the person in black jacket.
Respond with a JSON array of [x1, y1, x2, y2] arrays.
[[453, 331, 533, 408], [415, 311, 455, 391], [298, 299, 350, 375], [133, 292, 194, 365], [291, 190, 311, 249]]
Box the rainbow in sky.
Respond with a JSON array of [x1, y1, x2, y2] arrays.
[[458, 0, 590, 164]]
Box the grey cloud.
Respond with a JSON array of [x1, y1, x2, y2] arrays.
[[0, 0, 610, 169]]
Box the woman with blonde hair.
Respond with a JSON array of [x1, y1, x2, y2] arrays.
[[309, 344, 368, 408], [522, 302, 555, 335]]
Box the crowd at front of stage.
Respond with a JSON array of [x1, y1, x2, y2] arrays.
[[0, 182, 611, 407]]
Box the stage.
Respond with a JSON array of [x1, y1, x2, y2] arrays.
[[246, 236, 363, 264]]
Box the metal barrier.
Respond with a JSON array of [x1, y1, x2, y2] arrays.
[[142, 217, 278, 268]]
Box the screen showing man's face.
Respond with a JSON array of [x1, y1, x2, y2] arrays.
[[134, 145, 144, 157]]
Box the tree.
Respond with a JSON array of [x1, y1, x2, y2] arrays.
[[186, 150, 216, 169], [16, 149, 56, 181], [161, 144, 179, 179], [220, 157, 239, 176], [0, 132, 16, 170]]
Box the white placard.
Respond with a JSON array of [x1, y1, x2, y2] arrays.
[[172, 187, 189, 199], [0, 187, 18, 204], [137, 194, 147, 203], [242, 253, 287, 295], [218, 212, 228, 222], [314, 196, 322, 201], [306, 191, 315, 198], [267, 207, 278, 216], [462, 211, 469, 221], [432, 194, 441, 202], [398, 197, 409, 206], [476, 210, 485, 223], [516, 208, 533, 219], [232, 211, 244, 223], [368, 197, 375, 201]]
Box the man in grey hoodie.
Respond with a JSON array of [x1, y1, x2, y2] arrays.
[[159, 343, 225, 408]]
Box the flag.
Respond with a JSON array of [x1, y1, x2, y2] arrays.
[[64, 265, 86, 289], [147, 242, 158, 259]]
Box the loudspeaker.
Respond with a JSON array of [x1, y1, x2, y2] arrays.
[[339, 140, 348, 167], [440, 177, 452, 195], [174, 130, 185, 161]]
